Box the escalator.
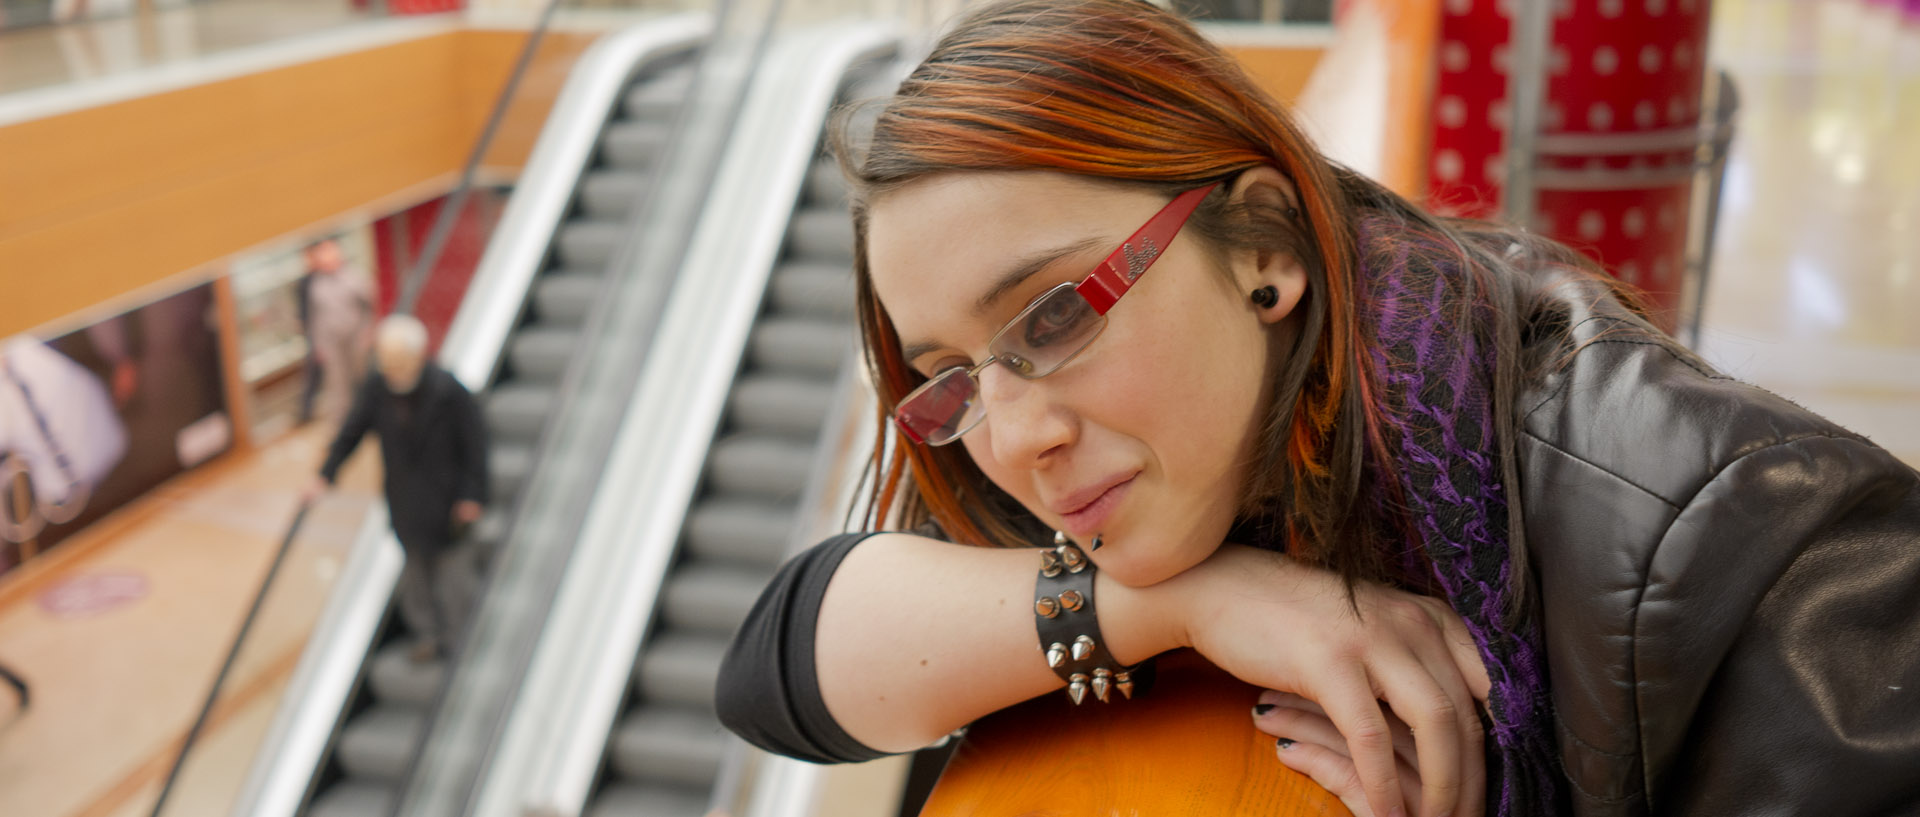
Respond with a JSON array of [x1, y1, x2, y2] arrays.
[[582, 119, 865, 817], [300, 22, 709, 817], [464, 23, 902, 817]]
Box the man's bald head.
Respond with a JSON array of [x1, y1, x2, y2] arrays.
[[376, 315, 429, 393]]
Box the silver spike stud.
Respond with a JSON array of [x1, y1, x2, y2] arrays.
[[1046, 642, 1068, 669], [1054, 530, 1070, 547], [1068, 673, 1090, 705], [1071, 634, 1096, 662], [1059, 590, 1084, 612], [1092, 668, 1112, 703], [1035, 596, 1059, 619], [1115, 670, 1135, 700], [1060, 544, 1087, 573], [1040, 549, 1062, 578]]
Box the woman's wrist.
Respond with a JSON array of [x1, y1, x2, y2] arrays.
[[1093, 560, 1193, 665]]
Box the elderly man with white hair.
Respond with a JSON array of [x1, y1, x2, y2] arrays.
[[307, 314, 490, 663]]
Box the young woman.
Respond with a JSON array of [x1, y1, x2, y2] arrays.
[[717, 2, 1920, 815]]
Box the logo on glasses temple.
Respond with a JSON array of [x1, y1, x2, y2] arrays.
[[1120, 238, 1159, 282]]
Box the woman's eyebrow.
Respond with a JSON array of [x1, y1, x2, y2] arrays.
[[972, 236, 1105, 317], [897, 236, 1106, 365]]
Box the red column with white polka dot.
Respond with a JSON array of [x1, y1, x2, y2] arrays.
[[1428, 0, 1713, 332]]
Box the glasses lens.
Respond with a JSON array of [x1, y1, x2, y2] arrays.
[[894, 368, 982, 445], [991, 284, 1106, 378]]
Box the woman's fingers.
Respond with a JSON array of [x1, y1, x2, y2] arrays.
[[1417, 596, 1491, 701], [1274, 732, 1422, 817], [1315, 672, 1410, 817], [1256, 690, 1417, 768], [1253, 697, 1352, 756], [1392, 605, 1488, 817], [1369, 652, 1467, 817]]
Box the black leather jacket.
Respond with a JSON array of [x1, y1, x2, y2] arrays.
[[1518, 269, 1920, 815]]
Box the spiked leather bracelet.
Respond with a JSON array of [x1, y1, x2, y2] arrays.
[[1034, 531, 1153, 704]]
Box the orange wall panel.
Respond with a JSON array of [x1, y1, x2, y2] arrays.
[[0, 28, 598, 339], [1222, 45, 1325, 108]]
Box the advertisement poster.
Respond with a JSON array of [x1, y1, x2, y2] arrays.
[[0, 284, 231, 571]]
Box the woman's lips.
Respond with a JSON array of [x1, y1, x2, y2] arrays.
[[1060, 476, 1134, 538]]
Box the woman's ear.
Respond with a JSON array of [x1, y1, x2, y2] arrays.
[[1227, 166, 1309, 325]]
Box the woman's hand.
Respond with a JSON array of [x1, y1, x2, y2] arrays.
[[1253, 690, 1470, 817], [1163, 544, 1490, 817]]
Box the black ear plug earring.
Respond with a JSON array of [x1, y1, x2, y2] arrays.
[[1250, 285, 1279, 309]]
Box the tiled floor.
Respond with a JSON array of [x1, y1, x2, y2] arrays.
[[1694, 0, 1920, 466], [0, 424, 380, 817]]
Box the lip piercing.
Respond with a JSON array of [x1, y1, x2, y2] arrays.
[[1090, 534, 1104, 552]]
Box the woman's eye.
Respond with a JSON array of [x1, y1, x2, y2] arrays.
[[1022, 296, 1092, 348]]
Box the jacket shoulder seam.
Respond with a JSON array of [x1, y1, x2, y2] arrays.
[[1518, 326, 1730, 422], [1520, 431, 1684, 510]]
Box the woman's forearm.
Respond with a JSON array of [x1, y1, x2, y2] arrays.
[[814, 533, 1185, 753]]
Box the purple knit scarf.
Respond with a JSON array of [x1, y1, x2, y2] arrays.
[[1355, 214, 1561, 816]]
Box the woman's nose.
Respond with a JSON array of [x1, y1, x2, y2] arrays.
[[975, 363, 1074, 468]]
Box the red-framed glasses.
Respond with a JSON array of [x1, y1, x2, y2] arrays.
[[893, 182, 1221, 446]]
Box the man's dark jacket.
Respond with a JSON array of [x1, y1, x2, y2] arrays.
[[319, 365, 489, 553]]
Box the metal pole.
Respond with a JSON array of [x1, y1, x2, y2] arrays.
[[1501, 0, 1552, 227]]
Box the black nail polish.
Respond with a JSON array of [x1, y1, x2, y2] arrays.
[[1276, 737, 1295, 750], [1252, 703, 1276, 717]]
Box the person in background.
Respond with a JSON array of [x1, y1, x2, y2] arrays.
[[305, 315, 489, 663], [297, 237, 376, 425]]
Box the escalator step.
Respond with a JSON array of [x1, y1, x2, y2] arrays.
[[532, 274, 605, 326], [579, 170, 650, 221], [634, 632, 726, 709], [726, 375, 836, 438], [803, 158, 847, 208], [684, 501, 797, 567], [785, 208, 856, 263], [622, 65, 695, 120], [705, 435, 817, 501], [767, 262, 853, 321], [506, 328, 580, 383], [601, 121, 674, 168], [485, 383, 555, 442], [306, 781, 395, 817], [335, 706, 425, 783], [607, 706, 728, 786], [660, 562, 770, 636], [587, 782, 709, 817], [491, 443, 535, 503], [366, 644, 446, 706], [745, 318, 853, 376], [556, 221, 627, 269]]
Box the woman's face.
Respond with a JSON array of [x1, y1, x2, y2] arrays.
[[867, 171, 1301, 587]]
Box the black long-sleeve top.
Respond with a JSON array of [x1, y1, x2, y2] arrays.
[[715, 532, 885, 764]]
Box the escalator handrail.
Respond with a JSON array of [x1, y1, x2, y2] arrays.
[[438, 12, 712, 393], [225, 510, 406, 817], [467, 21, 901, 817]]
